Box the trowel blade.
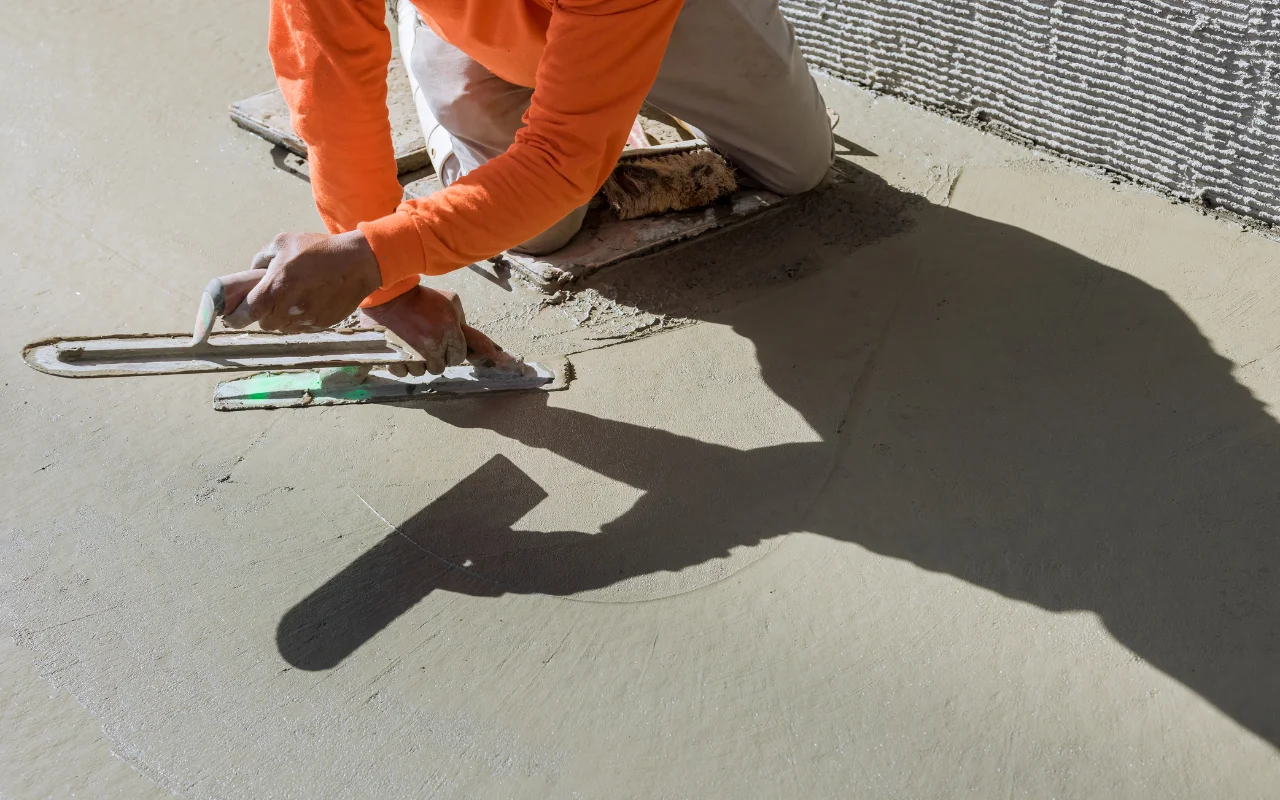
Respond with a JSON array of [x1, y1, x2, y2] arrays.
[[212, 358, 570, 411]]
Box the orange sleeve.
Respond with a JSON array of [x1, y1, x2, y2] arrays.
[[267, 0, 420, 306], [357, 0, 684, 298]]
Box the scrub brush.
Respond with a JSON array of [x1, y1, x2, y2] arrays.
[[602, 107, 841, 220], [601, 139, 738, 220]]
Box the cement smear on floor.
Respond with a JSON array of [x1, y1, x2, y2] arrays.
[[2, 2, 1279, 798]]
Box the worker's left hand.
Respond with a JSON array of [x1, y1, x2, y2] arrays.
[[224, 230, 382, 332], [360, 285, 512, 376]]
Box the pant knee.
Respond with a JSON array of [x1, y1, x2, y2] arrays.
[[412, 43, 479, 136], [509, 205, 589, 256], [411, 41, 532, 169], [757, 131, 835, 196]]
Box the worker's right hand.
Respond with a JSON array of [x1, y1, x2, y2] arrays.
[[223, 230, 382, 333]]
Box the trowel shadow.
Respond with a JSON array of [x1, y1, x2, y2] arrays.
[[276, 455, 547, 669], [834, 133, 876, 157], [277, 166, 1279, 749]]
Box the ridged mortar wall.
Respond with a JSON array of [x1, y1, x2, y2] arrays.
[[782, 0, 1280, 224]]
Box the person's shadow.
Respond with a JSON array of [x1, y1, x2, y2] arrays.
[[276, 163, 1279, 749]]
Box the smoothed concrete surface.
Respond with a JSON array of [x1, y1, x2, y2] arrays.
[[2, 2, 1279, 798]]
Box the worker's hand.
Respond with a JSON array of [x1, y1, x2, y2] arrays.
[[359, 285, 513, 376], [223, 230, 382, 333]]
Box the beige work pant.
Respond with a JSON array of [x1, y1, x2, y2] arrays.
[[394, 0, 834, 254]]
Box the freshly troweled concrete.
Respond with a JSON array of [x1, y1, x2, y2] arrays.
[[2, 2, 1278, 798]]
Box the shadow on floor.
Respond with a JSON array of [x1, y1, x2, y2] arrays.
[[277, 163, 1279, 749]]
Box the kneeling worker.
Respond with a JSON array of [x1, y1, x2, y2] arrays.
[[218, 0, 834, 372]]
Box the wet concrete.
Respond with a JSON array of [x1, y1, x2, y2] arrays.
[[2, 2, 1279, 798]]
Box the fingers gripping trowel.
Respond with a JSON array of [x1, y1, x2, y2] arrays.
[[191, 270, 260, 346], [22, 272, 567, 411]]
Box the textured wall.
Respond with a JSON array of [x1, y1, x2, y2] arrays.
[[782, 0, 1280, 224]]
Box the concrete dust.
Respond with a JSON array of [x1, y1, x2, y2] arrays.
[[452, 164, 917, 359]]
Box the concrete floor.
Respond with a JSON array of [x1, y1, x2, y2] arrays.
[[3, 2, 1279, 798]]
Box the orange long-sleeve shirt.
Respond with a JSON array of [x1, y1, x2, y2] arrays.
[[267, 0, 683, 306]]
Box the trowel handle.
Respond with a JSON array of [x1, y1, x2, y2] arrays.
[[214, 270, 268, 317], [192, 270, 267, 346]]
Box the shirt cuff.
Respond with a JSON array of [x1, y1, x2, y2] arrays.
[[359, 276, 420, 308], [358, 210, 426, 289]]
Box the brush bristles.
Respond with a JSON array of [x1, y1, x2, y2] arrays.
[[602, 148, 738, 220]]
